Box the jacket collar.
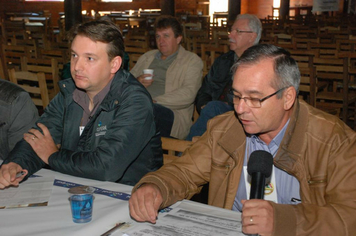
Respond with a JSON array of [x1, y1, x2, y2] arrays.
[[58, 70, 130, 112], [275, 99, 308, 176], [218, 113, 246, 160]]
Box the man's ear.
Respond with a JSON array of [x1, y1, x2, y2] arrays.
[[176, 35, 183, 44], [249, 32, 257, 44], [110, 56, 122, 73], [283, 86, 297, 110]]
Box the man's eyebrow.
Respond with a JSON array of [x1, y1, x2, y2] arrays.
[[231, 88, 263, 96], [70, 50, 97, 57]]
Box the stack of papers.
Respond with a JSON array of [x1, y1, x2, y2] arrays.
[[0, 175, 54, 209]]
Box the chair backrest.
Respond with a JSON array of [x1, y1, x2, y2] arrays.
[[8, 68, 49, 111], [1, 43, 34, 79], [0, 57, 5, 79], [21, 56, 60, 98], [161, 137, 193, 164], [299, 66, 317, 107], [201, 44, 228, 76], [38, 48, 69, 69], [1, 19, 26, 42]]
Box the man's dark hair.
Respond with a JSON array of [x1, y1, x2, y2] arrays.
[[154, 15, 183, 38], [69, 20, 124, 66]]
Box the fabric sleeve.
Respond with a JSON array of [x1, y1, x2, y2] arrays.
[[133, 126, 213, 208], [7, 92, 39, 152], [4, 92, 66, 175], [48, 88, 156, 182], [272, 128, 356, 235], [154, 54, 203, 110]]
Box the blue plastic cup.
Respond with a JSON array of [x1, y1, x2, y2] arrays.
[[68, 186, 95, 223]]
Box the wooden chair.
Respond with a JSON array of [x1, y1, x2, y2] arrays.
[[307, 42, 339, 59], [299, 66, 317, 107], [191, 37, 216, 56], [0, 57, 5, 79], [21, 56, 60, 98], [1, 44, 34, 79], [38, 48, 70, 67], [161, 137, 193, 165], [313, 57, 356, 123], [200, 44, 228, 76], [1, 19, 26, 43], [113, 17, 129, 34], [8, 68, 49, 111], [161, 136, 208, 203], [292, 37, 319, 50], [124, 34, 150, 70], [289, 49, 319, 69], [182, 22, 208, 47]]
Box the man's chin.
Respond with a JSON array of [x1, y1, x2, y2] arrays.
[[73, 81, 88, 91]]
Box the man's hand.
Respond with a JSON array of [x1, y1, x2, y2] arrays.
[[0, 162, 28, 189], [24, 123, 58, 164], [129, 183, 163, 224], [241, 199, 274, 236], [137, 74, 154, 88]]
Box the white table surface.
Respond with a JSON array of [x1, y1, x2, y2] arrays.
[[0, 168, 133, 236]]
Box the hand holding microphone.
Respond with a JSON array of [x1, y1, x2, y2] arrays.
[[248, 150, 273, 200], [242, 150, 274, 236]]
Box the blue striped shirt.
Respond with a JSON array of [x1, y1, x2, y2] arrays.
[[232, 120, 301, 212]]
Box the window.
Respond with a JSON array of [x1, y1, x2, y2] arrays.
[[101, 0, 133, 2], [209, 0, 228, 26], [273, 0, 281, 18], [25, 0, 64, 2]]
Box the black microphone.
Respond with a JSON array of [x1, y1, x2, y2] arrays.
[[247, 150, 273, 200]]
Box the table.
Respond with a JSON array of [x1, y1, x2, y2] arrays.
[[0, 169, 242, 236], [0, 168, 133, 236]]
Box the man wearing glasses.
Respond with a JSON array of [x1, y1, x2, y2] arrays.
[[186, 13, 262, 141], [129, 44, 356, 235]]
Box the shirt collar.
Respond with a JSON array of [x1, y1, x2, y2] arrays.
[[73, 78, 113, 113], [250, 119, 290, 149], [155, 49, 179, 60]]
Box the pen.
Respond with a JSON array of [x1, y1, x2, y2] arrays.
[[100, 222, 126, 236], [15, 171, 25, 178]]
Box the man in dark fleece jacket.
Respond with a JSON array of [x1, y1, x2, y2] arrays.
[[0, 20, 162, 188]]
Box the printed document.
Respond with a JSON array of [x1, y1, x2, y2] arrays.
[[121, 200, 245, 236]]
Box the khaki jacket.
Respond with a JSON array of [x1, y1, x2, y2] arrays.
[[135, 99, 356, 235], [130, 46, 203, 139]]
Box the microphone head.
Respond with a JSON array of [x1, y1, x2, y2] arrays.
[[247, 150, 273, 178]]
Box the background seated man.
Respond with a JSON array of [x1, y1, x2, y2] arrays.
[[130, 15, 203, 139], [186, 14, 262, 141], [129, 44, 356, 235], [0, 79, 39, 160], [0, 20, 162, 188]]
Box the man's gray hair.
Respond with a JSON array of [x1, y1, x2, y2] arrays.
[[232, 44, 300, 96], [235, 14, 262, 45]]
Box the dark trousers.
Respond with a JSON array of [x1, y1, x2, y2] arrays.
[[154, 103, 174, 138], [186, 101, 233, 141]]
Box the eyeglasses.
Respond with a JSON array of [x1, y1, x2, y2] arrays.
[[228, 29, 254, 34], [228, 87, 288, 108]]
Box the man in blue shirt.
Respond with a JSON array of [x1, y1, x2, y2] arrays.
[[129, 44, 356, 235]]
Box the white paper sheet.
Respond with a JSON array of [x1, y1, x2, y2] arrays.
[[120, 200, 244, 236], [0, 174, 54, 208]]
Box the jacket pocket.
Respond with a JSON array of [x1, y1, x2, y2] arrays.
[[308, 176, 327, 205]]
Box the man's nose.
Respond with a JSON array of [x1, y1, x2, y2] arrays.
[[235, 99, 249, 114], [73, 57, 84, 71]]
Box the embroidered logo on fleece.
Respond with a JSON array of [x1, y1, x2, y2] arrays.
[[95, 123, 107, 137]]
